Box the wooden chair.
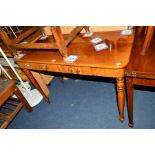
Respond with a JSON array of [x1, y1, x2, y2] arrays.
[[125, 27, 155, 127], [137, 26, 154, 55], [0, 77, 32, 128]]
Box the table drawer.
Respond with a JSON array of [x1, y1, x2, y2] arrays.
[[91, 67, 124, 78], [20, 62, 60, 72], [57, 65, 92, 75], [19, 62, 38, 70]]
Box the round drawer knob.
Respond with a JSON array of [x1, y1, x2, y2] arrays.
[[68, 68, 72, 73], [39, 65, 47, 70], [76, 68, 80, 74], [42, 65, 47, 70]]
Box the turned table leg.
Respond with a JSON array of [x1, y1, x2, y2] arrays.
[[126, 77, 134, 128], [23, 68, 50, 104], [116, 77, 125, 122]]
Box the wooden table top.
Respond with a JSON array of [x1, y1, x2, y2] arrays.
[[126, 32, 155, 76], [16, 30, 135, 69]]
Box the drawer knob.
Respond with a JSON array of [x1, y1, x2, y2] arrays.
[[68, 68, 72, 73], [76, 68, 80, 74], [27, 64, 30, 67], [40, 65, 47, 70], [42, 65, 47, 70]]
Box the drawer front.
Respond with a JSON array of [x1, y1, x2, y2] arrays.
[[18, 62, 39, 70], [19, 63, 59, 72], [57, 65, 92, 75], [91, 68, 124, 78]]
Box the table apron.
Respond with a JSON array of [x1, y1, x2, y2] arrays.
[[18, 62, 125, 78]]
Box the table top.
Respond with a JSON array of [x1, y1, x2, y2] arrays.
[[126, 32, 155, 76], [16, 30, 135, 69]]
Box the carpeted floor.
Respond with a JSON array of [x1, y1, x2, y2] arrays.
[[8, 76, 155, 129]]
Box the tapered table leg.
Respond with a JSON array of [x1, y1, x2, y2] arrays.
[[23, 68, 50, 104], [116, 77, 125, 122], [126, 77, 134, 128]]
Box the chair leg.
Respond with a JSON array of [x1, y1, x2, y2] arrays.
[[59, 76, 65, 83], [23, 68, 50, 104], [31, 71, 50, 96], [126, 77, 134, 128], [14, 86, 33, 112], [136, 26, 145, 35], [84, 26, 90, 33], [51, 26, 68, 58], [141, 26, 154, 55]]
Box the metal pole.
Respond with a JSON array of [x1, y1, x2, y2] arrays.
[[0, 64, 12, 79]]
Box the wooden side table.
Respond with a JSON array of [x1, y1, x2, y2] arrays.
[[16, 30, 135, 123]]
